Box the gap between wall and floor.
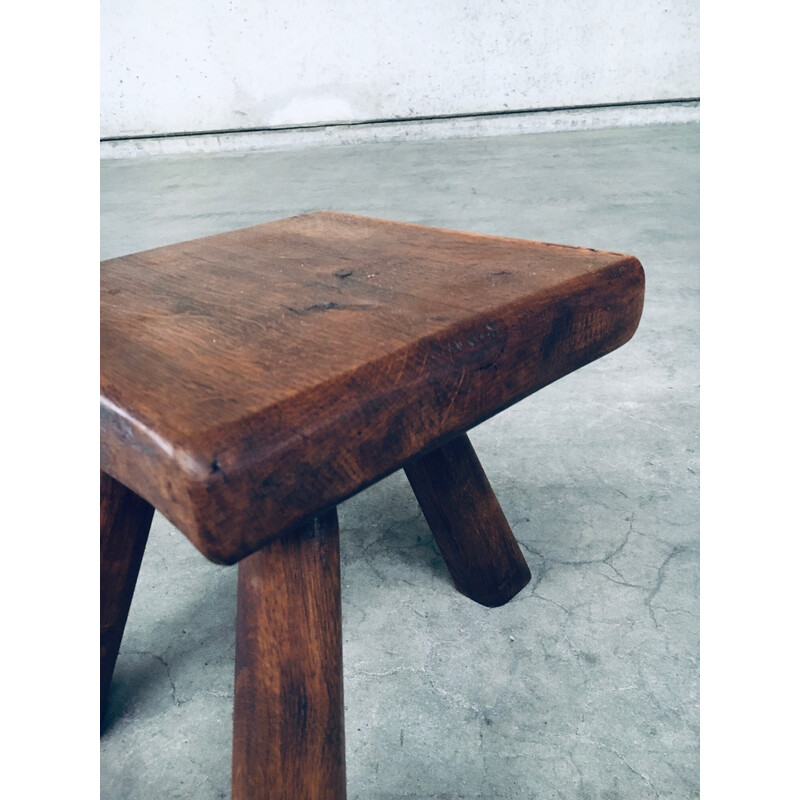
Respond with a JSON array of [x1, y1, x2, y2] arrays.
[[100, 99, 699, 160]]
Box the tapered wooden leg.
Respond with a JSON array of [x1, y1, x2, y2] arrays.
[[100, 471, 154, 725], [404, 433, 531, 607], [232, 508, 346, 800]]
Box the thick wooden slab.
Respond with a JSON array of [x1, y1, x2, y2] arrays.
[[101, 211, 644, 563]]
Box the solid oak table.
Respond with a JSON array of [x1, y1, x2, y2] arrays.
[[100, 211, 644, 798]]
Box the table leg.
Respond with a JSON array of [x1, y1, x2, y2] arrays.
[[100, 471, 154, 725], [404, 433, 531, 607], [232, 508, 346, 800]]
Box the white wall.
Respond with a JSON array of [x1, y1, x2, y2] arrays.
[[101, 0, 699, 139]]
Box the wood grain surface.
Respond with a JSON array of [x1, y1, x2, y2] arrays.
[[100, 471, 154, 726], [232, 508, 345, 800], [101, 211, 644, 563], [404, 433, 531, 607]]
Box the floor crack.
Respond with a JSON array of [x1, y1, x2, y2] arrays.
[[124, 650, 182, 706]]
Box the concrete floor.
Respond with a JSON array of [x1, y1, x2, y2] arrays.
[[100, 123, 699, 799]]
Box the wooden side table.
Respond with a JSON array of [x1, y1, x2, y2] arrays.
[[100, 211, 644, 798]]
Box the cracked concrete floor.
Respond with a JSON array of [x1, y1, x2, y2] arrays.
[[100, 122, 699, 799]]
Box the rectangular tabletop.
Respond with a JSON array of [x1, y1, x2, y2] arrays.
[[101, 211, 644, 563]]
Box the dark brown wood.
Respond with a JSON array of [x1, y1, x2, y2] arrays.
[[101, 211, 645, 563], [404, 433, 531, 607], [232, 508, 345, 800], [100, 471, 154, 724]]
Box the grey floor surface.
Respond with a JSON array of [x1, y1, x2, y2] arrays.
[[100, 123, 699, 799]]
